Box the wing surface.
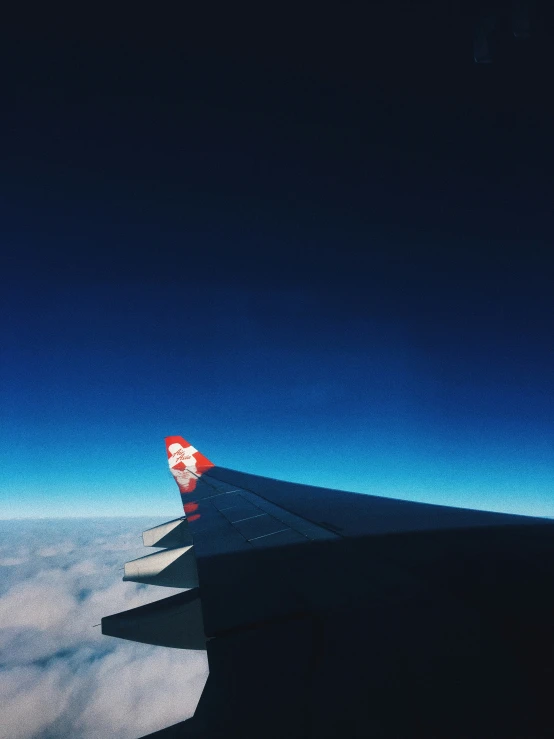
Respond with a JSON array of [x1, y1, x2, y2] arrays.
[[203, 465, 547, 536], [102, 436, 554, 739]]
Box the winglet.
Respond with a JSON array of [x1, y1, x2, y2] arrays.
[[165, 436, 214, 496]]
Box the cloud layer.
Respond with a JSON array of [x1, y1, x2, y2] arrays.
[[0, 518, 209, 739]]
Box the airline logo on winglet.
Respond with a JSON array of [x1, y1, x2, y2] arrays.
[[165, 436, 214, 496], [168, 444, 196, 469]]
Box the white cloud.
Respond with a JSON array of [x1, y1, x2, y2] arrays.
[[0, 578, 75, 630], [75, 647, 208, 739], [0, 665, 73, 739], [0, 518, 209, 739], [38, 542, 76, 557], [0, 557, 27, 566]]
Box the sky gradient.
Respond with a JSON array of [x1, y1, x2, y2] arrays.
[[1, 3, 553, 520]]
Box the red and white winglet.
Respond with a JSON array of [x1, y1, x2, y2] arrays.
[[165, 436, 214, 518]]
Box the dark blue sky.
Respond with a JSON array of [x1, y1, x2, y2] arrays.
[[1, 2, 553, 517]]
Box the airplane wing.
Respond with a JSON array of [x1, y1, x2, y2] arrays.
[[102, 436, 554, 738]]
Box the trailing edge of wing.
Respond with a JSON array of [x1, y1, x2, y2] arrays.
[[123, 545, 198, 588], [142, 517, 193, 548], [101, 589, 206, 650]]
